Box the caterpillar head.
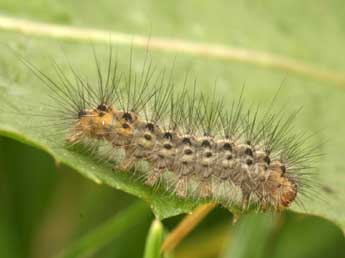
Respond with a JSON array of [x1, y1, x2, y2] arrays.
[[66, 107, 114, 142]]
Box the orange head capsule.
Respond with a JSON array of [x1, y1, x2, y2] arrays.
[[66, 106, 117, 143]]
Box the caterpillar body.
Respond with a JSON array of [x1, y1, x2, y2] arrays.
[[14, 47, 317, 212]]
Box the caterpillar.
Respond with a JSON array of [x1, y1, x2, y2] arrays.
[[9, 45, 318, 212]]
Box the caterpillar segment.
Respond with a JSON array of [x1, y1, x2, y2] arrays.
[[18, 50, 310, 212]]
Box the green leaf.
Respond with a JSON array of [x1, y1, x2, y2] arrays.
[[0, 137, 58, 258], [0, 0, 344, 233], [222, 211, 345, 258], [223, 212, 277, 258], [54, 201, 150, 258]]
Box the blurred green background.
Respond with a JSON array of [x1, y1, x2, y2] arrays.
[[0, 1, 345, 258]]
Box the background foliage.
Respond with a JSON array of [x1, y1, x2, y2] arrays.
[[0, 1, 344, 257]]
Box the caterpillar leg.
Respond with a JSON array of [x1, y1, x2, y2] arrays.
[[241, 193, 251, 210], [145, 168, 162, 187], [175, 176, 188, 198], [112, 146, 137, 171], [199, 180, 212, 198], [117, 157, 137, 171], [65, 130, 83, 143], [198, 168, 213, 198]]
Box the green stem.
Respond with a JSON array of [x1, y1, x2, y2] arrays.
[[54, 201, 150, 258], [161, 203, 217, 253], [144, 219, 164, 258]]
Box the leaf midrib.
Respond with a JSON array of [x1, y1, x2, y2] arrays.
[[0, 15, 344, 87]]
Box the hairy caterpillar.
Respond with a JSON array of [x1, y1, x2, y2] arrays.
[[9, 45, 318, 212]]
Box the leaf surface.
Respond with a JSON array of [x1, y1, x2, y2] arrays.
[[0, 0, 344, 232]]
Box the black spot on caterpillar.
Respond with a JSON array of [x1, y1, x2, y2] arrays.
[[7, 45, 320, 212]]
